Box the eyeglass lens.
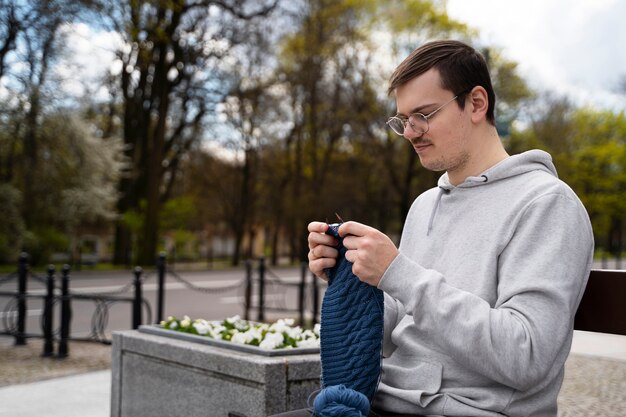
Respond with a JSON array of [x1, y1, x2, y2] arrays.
[[389, 114, 428, 135]]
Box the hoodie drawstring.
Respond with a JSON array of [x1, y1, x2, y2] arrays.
[[427, 188, 447, 236]]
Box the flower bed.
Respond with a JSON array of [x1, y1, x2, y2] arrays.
[[161, 315, 320, 350], [138, 315, 321, 357], [161, 316, 320, 349]]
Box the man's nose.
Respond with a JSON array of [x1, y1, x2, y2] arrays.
[[403, 124, 421, 140]]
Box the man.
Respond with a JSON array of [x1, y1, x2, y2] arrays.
[[290, 40, 593, 416]]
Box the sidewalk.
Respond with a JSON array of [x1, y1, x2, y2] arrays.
[[0, 370, 110, 417], [0, 331, 625, 417], [558, 331, 626, 416]]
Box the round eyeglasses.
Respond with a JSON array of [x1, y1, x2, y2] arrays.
[[386, 94, 461, 136]]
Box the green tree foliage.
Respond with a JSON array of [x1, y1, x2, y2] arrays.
[[183, 149, 253, 261], [0, 0, 119, 265], [0, 110, 124, 264], [482, 48, 534, 137], [0, 184, 24, 263], [565, 110, 626, 256]]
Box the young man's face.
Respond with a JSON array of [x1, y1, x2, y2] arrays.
[[394, 68, 473, 176]]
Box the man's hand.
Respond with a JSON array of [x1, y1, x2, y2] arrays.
[[307, 221, 339, 281], [339, 221, 399, 287]]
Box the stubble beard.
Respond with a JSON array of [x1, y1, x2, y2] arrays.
[[419, 148, 471, 174]]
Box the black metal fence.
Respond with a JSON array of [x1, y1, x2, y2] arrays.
[[0, 253, 152, 358], [157, 255, 322, 327], [241, 257, 321, 326], [0, 253, 323, 358]]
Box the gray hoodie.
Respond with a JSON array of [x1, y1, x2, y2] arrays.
[[374, 150, 594, 416]]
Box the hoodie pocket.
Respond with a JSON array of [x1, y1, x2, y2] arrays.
[[381, 358, 443, 408]]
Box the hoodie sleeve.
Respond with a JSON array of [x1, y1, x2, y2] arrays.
[[382, 292, 402, 358], [378, 192, 593, 391]]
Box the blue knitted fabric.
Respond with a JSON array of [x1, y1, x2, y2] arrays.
[[319, 223, 385, 403]]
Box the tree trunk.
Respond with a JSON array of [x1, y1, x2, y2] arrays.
[[22, 88, 40, 228], [398, 149, 418, 224], [232, 224, 244, 266], [113, 223, 132, 267]]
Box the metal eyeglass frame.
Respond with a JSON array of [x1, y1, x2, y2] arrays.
[[386, 94, 462, 136]]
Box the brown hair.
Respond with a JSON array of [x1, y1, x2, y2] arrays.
[[388, 40, 496, 124]]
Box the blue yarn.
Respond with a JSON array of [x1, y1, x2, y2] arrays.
[[313, 385, 370, 417], [314, 223, 385, 417]]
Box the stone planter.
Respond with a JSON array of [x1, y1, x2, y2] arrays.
[[111, 326, 321, 417]]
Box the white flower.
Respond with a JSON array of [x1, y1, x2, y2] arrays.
[[230, 331, 247, 345], [247, 328, 262, 342], [256, 323, 270, 333], [296, 338, 320, 348], [259, 332, 284, 350], [193, 320, 210, 335], [286, 326, 303, 340], [225, 315, 241, 324], [313, 323, 321, 336], [209, 325, 226, 339], [180, 315, 191, 328], [169, 321, 178, 330], [301, 330, 316, 339], [270, 318, 295, 334]]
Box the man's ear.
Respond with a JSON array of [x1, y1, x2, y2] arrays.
[[469, 86, 489, 123]]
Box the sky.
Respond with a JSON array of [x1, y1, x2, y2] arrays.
[[446, 0, 626, 111], [53, 23, 123, 101]]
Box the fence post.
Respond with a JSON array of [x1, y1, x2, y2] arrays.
[[156, 253, 166, 324], [299, 262, 306, 326], [133, 266, 143, 329], [58, 264, 71, 358], [15, 252, 28, 346], [258, 257, 265, 322], [312, 271, 319, 327], [244, 260, 252, 321], [42, 265, 55, 357]]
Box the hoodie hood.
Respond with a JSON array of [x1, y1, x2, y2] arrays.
[[426, 150, 558, 235], [437, 149, 558, 191]]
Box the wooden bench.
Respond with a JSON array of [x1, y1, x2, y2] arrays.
[[574, 269, 626, 336]]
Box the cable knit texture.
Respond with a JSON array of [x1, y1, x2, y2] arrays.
[[315, 223, 384, 416]]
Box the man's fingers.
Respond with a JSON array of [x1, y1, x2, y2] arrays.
[[310, 257, 336, 270], [307, 220, 340, 282], [312, 244, 338, 260], [308, 230, 338, 249], [344, 248, 356, 264], [338, 221, 373, 238], [342, 235, 356, 250], [309, 257, 335, 281], [308, 221, 329, 233]]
